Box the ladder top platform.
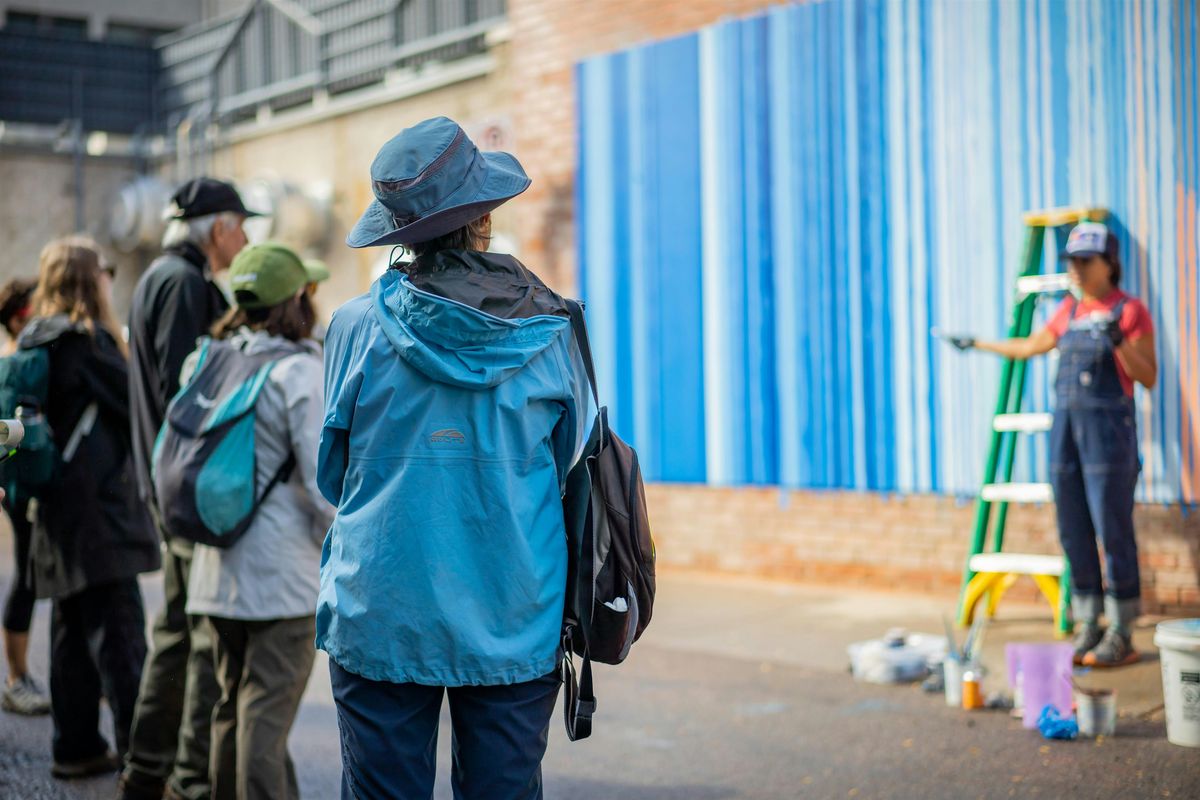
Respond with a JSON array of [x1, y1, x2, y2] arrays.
[[1022, 206, 1109, 227], [968, 552, 1066, 577]]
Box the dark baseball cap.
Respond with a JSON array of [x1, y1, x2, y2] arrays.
[[1060, 221, 1119, 261], [168, 177, 262, 220]]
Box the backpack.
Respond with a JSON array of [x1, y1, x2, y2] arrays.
[[0, 346, 66, 504], [560, 300, 656, 742], [152, 337, 300, 548]]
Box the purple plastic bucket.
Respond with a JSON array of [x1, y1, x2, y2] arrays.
[[1006, 643, 1074, 729]]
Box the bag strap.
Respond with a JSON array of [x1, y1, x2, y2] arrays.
[[226, 451, 297, 541], [564, 299, 599, 408], [61, 402, 99, 463], [560, 627, 596, 742]]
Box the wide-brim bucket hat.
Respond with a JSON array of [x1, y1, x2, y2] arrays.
[[347, 117, 530, 248]]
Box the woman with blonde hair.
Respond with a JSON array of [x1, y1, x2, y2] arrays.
[[19, 236, 159, 779]]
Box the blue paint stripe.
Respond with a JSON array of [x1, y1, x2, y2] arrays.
[[575, 0, 1199, 503]]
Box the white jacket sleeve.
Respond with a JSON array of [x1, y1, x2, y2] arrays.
[[276, 349, 336, 543]]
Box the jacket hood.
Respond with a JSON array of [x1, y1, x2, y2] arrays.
[[371, 267, 569, 389], [226, 326, 318, 358], [17, 314, 89, 349]]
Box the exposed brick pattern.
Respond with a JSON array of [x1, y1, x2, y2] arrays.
[[647, 484, 1200, 615]]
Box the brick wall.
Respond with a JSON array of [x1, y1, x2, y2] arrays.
[[506, 0, 789, 291], [647, 484, 1200, 616]]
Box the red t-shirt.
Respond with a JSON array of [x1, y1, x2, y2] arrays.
[[1043, 289, 1153, 396]]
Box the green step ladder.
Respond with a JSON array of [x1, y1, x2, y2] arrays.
[[956, 206, 1109, 638]]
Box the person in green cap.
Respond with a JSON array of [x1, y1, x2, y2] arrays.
[[174, 243, 333, 800]]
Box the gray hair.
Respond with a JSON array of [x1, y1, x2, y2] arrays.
[[161, 211, 240, 250]]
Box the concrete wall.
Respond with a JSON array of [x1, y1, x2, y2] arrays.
[[0, 152, 151, 321]]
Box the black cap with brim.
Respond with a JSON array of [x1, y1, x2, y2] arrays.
[[170, 177, 263, 220]]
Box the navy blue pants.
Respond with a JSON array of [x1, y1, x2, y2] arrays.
[[329, 660, 560, 800], [1049, 405, 1141, 601]]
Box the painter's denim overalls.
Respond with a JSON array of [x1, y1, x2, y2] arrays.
[[1048, 297, 1141, 603]]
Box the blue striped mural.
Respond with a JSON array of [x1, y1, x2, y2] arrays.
[[576, 0, 1200, 504]]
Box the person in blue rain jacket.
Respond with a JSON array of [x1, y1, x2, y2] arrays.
[[316, 116, 591, 800]]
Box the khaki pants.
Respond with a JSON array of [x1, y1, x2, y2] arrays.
[[121, 542, 218, 800], [206, 614, 315, 800]]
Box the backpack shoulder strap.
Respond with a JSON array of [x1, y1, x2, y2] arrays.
[[564, 299, 599, 408]]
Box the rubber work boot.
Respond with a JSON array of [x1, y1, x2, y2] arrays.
[[1082, 626, 1139, 667], [1070, 593, 1103, 665], [1071, 623, 1104, 665], [1082, 596, 1141, 668]]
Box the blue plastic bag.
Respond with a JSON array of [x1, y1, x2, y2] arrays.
[[1037, 704, 1078, 740]]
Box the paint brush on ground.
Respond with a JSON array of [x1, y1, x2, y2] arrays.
[[943, 614, 959, 660]]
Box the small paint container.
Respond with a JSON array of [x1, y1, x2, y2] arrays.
[[1075, 688, 1117, 737], [962, 668, 984, 710]]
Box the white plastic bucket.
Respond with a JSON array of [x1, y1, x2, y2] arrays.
[[1154, 619, 1200, 748]]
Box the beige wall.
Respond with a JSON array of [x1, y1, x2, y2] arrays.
[[209, 47, 514, 314]]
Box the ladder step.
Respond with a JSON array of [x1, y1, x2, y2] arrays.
[[1021, 206, 1108, 227], [981, 482, 1054, 504], [968, 552, 1065, 577], [1016, 273, 1072, 298], [993, 412, 1054, 433]]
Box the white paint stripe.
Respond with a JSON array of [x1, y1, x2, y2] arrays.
[[699, 24, 732, 485]]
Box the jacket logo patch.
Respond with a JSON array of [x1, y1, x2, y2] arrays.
[[429, 428, 466, 445]]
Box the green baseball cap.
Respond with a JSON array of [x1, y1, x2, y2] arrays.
[[229, 243, 309, 309], [303, 258, 331, 284]]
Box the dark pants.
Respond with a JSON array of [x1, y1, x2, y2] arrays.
[[330, 660, 560, 800], [1050, 405, 1142, 602], [121, 542, 218, 799], [208, 615, 315, 800], [3, 500, 34, 633], [50, 579, 146, 762]]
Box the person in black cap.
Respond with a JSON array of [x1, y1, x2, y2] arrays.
[[119, 177, 259, 800], [947, 221, 1157, 668]]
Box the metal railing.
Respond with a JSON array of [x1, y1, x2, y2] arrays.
[[0, 31, 159, 134], [157, 0, 506, 127]]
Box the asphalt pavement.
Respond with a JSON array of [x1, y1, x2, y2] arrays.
[[1, 531, 1197, 799]]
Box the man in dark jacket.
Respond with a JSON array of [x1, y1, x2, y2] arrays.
[[120, 178, 256, 800]]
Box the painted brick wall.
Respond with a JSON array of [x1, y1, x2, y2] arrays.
[[503, 1, 1200, 618], [506, 0, 789, 291], [647, 484, 1200, 616]]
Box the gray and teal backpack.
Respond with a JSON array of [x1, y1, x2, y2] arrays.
[[152, 337, 301, 548]]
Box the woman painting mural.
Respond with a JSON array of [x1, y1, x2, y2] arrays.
[[950, 222, 1157, 668]]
